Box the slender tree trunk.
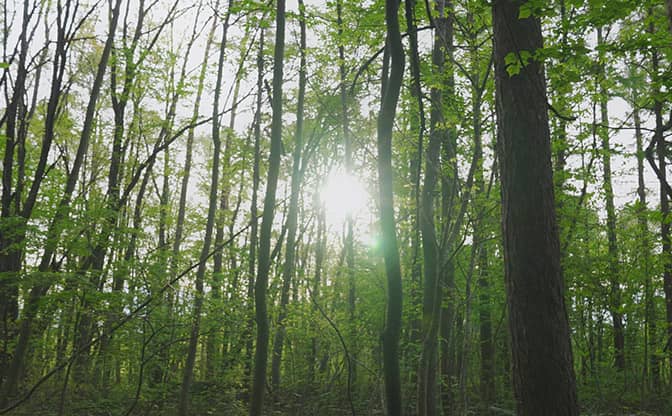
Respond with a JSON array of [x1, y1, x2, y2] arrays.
[[250, 0, 285, 413], [177, 4, 231, 413], [492, 1, 579, 414], [0, 0, 39, 383], [0, 0, 122, 404], [435, 1, 458, 413], [208, 15, 248, 379], [379, 0, 404, 414], [309, 199, 327, 384], [651, 52, 672, 378], [336, 0, 358, 385], [271, 0, 306, 391], [245, 27, 264, 386], [471, 28, 495, 404], [596, 27, 625, 372], [405, 0, 424, 371], [417, 1, 445, 414]]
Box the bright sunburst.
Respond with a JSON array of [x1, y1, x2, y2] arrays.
[[320, 168, 369, 228]]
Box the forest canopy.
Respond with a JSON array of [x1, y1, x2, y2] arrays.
[[0, 0, 671, 415]]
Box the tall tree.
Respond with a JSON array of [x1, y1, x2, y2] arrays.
[[178, 2, 232, 414], [0, 0, 44, 380], [245, 25, 264, 384], [250, 0, 285, 413], [379, 0, 404, 414], [0, 0, 123, 403], [435, 2, 458, 413], [596, 26, 625, 372], [417, 0, 445, 414], [271, 0, 307, 390], [492, 1, 579, 414]]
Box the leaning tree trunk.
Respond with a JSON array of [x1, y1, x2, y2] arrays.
[[492, 1, 579, 415], [0, 0, 122, 404]]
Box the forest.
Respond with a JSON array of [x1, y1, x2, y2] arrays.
[[0, 0, 671, 414]]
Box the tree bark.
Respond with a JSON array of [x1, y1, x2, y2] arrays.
[[379, 0, 404, 414], [271, 0, 306, 391], [249, 0, 285, 413], [0, 0, 122, 404], [245, 27, 264, 386], [651, 49, 672, 377], [492, 1, 579, 414], [417, 1, 445, 414]]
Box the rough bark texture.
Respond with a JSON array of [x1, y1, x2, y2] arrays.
[[492, 1, 579, 415]]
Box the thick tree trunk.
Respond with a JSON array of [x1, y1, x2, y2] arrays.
[[492, 1, 579, 414]]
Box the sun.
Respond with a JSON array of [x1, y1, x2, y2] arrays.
[[320, 168, 369, 228]]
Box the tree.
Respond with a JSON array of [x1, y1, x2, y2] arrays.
[[250, 0, 286, 414], [271, 0, 307, 391], [378, 0, 404, 414], [177, 2, 232, 414], [492, 0, 579, 414], [417, 1, 446, 414], [0, 0, 123, 403]]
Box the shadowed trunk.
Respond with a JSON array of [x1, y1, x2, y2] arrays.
[[379, 0, 405, 414], [492, 0, 579, 414], [249, 0, 285, 413]]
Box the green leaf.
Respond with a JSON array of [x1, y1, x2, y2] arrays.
[[504, 52, 520, 76], [519, 2, 533, 19], [505, 50, 534, 77]]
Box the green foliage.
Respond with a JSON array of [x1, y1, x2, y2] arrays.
[[2, 0, 671, 414]]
